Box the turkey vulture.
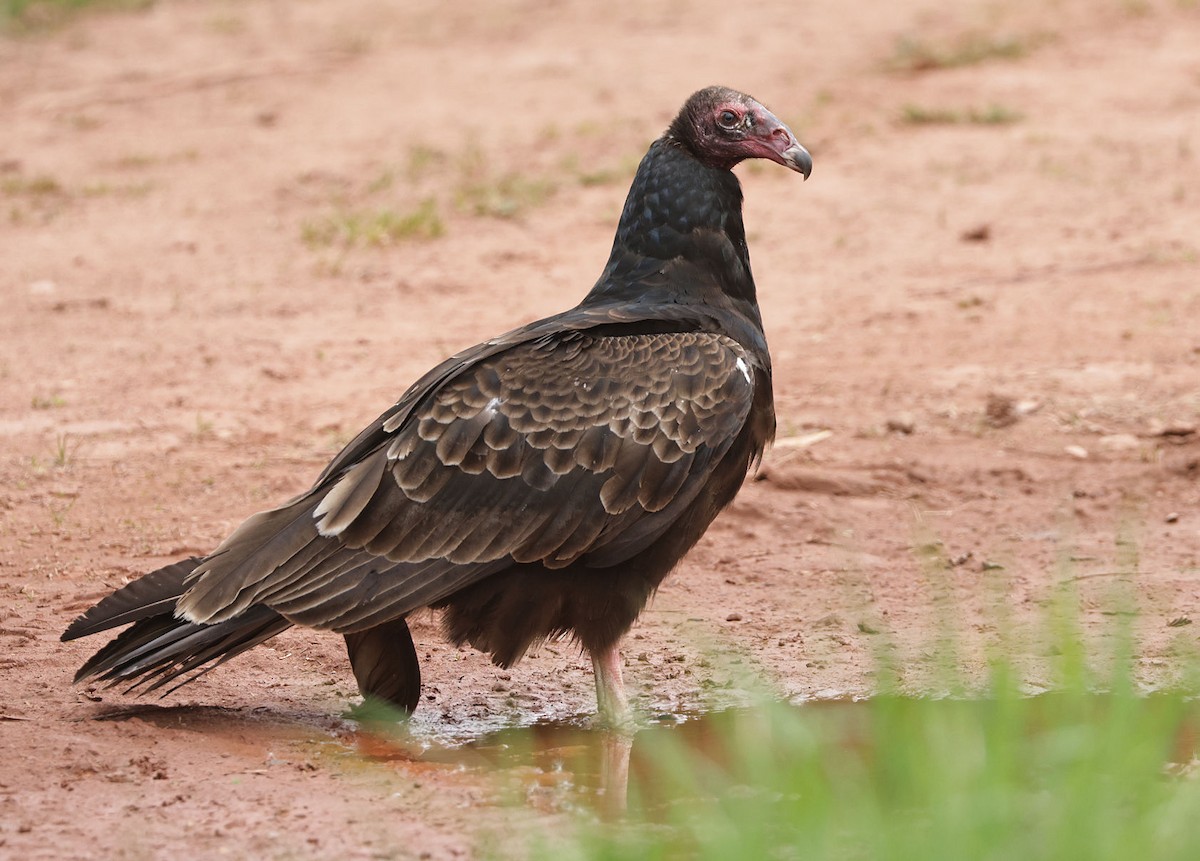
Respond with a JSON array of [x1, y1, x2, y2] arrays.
[[62, 86, 811, 726]]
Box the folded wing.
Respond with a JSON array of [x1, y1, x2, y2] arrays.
[[175, 329, 758, 632]]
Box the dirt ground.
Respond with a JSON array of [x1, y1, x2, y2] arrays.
[[1, 0, 1198, 857]]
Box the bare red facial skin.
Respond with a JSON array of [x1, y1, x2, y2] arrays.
[[691, 95, 813, 177]]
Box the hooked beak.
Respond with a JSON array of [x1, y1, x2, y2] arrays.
[[778, 140, 813, 179], [754, 105, 812, 179]]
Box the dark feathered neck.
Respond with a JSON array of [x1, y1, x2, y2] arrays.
[[582, 138, 763, 334]]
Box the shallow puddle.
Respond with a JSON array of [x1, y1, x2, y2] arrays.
[[350, 694, 1200, 817], [350, 698, 882, 815], [91, 693, 1200, 820]]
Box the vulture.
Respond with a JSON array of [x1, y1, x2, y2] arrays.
[[62, 86, 812, 726]]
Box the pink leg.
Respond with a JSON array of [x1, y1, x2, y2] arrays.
[[591, 643, 633, 728]]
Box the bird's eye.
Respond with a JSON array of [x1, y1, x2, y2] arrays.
[[718, 110, 739, 129]]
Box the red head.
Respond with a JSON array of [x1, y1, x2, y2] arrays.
[[668, 86, 812, 178]]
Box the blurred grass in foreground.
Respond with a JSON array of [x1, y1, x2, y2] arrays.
[[534, 603, 1200, 861]]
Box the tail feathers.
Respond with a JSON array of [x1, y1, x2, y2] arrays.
[[61, 558, 203, 642], [72, 605, 292, 695]]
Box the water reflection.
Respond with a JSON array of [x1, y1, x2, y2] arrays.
[[350, 702, 849, 816], [349, 694, 1200, 818]]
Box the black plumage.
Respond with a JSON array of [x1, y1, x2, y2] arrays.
[[62, 86, 811, 725]]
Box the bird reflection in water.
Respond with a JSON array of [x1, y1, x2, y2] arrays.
[[347, 703, 821, 819], [350, 711, 643, 818]]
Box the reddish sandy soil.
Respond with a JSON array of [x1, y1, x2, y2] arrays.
[[2, 0, 1199, 857]]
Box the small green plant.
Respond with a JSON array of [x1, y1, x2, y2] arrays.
[[1, 0, 151, 32], [2, 173, 72, 222], [301, 199, 445, 248], [889, 31, 1036, 72], [193, 413, 214, 438], [47, 494, 75, 527], [80, 180, 155, 198], [568, 153, 642, 188], [206, 12, 245, 35], [576, 169, 619, 187], [452, 141, 557, 219], [457, 172, 556, 219], [51, 431, 75, 467], [110, 153, 157, 170], [2, 174, 63, 196], [901, 103, 1025, 125], [31, 394, 65, 409], [366, 169, 396, 195], [969, 104, 1024, 124], [406, 145, 446, 181], [901, 104, 963, 125]]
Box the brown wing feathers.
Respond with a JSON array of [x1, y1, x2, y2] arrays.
[[324, 330, 750, 551], [171, 331, 753, 635]]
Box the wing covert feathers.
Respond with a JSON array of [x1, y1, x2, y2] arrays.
[[94, 330, 760, 649], [316, 330, 756, 568]]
